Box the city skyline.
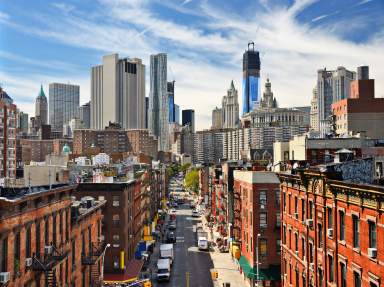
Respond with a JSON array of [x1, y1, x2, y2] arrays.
[[0, 0, 384, 130]]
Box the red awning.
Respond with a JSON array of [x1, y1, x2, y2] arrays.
[[104, 259, 144, 283]]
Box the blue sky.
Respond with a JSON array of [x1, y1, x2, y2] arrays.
[[1, 0, 383, 129]]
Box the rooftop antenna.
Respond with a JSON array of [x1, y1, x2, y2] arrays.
[[248, 41, 255, 51]]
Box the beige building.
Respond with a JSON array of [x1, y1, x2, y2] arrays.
[[222, 81, 239, 129], [211, 106, 223, 129], [310, 87, 319, 131], [91, 54, 145, 130]]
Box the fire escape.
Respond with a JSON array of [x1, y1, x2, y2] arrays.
[[32, 245, 69, 287], [233, 189, 241, 242], [81, 241, 107, 287]]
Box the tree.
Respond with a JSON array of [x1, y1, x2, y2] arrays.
[[185, 169, 199, 193], [180, 163, 191, 173]]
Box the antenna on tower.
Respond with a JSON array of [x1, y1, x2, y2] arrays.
[[248, 41, 255, 51]]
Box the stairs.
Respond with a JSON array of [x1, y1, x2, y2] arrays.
[[90, 264, 101, 287]]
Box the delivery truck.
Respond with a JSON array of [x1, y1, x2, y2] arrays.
[[160, 244, 174, 264], [157, 258, 171, 281]]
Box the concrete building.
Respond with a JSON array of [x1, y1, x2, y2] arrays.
[[49, 83, 80, 132], [316, 67, 355, 135], [145, 97, 149, 129], [294, 106, 311, 127], [175, 104, 180, 125], [233, 171, 281, 287], [18, 111, 29, 134], [63, 118, 84, 138], [126, 129, 158, 159], [332, 66, 384, 138], [194, 129, 225, 164], [0, 87, 17, 178], [35, 85, 48, 129], [310, 87, 318, 131], [91, 54, 145, 130], [78, 101, 91, 129], [21, 138, 73, 163], [23, 161, 69, 187], [212, 107, 223, 129], [278, 167, 384, 287], [222, 81, 239, 129], [149, 53, 169, 151], [182, 109, 195, 133], [242, 42, 261, 114]]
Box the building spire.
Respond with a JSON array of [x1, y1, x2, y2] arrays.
[[38, 84, 46, 99]]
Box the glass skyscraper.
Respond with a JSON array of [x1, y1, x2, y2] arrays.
[[242, 42, 261, 115], [168, 81, 175, 123]]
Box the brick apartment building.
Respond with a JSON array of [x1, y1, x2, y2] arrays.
[[233, 171, 281, 287], [278, 169, 384, 287], [75, 180, 143, 283], [0, 184, 106, 287], [20, 139, 73, 163], [0, 87, 17, 178]]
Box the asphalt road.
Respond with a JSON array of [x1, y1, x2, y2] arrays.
[[157, 204, 214, 287]]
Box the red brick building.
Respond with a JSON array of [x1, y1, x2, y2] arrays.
[[0, 184, 106, 287], [279, 170, 384, 287], [233, 171, 281, 287]]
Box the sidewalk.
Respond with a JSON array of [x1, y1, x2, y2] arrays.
[[201, 214, 245, 287]]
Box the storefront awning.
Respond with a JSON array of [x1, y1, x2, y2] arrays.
[[103, 259, 143, 284], [238, 256, 280, 280]]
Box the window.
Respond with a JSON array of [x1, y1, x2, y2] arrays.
[[295, 269, 299, 287], [283, 192, 286, 212], [275, 190, 281, 207], [318, 223, 323, 248], [260, 239, 267, 257], [81, 232, 85, 255], [302, 275, 306, 287], [260, 191, 267, 206], [301, 199, 305, 221], [368, 221, 377, 249], [289, 230, 292, 249], [1, 237, 7, 272], [26, 226, 31, 258], [309, 201, 313, 219], [72, 240, 76, 270], [36, 222, 41, 258], [309, 242, 314, 263], [328, 255, 334, 282], [45, 218, 49, 246], [60, 212, 63, 243], [283, 226, 286, 244], [353, 215, 360, 248], [14, 232, 20, 273], [276, 240, 281, 255], [295, 233, 298, 252], [340, 262, 347, 287], [288, 194, 291, 214], [354, 272, 361, 287], [327, 208, 333, 229], [318, 268, 323, 287], [260, 213, 267, 228], [301, 238, 306, 258], [112, 195, 120, 207], [276, 213, 281, 227], [294, 197, 298, 218], [53, 213, 57, 246], [339, 211, 345, 241]]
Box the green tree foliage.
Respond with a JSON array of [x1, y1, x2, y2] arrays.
[[185, 169, 199, 193], [180, 163, 191, 173], [166, 164, 179, 178]]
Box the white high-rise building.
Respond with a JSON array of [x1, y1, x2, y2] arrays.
[[91, 54, 145, 130], [222, 81, 239, 129], [149, 53, 169, 151]]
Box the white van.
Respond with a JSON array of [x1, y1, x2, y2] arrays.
[[198, 236, 209, 251], [157, 258, 171, 281]]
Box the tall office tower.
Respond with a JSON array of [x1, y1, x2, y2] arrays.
[[317, 66, 355, 136], [175, 104, 180, 124], [91, 54, 145, 130], [49, 83, 80, 131], [242, 41, 261, 115], [182, 109, 195, 133], [18, 111, 29, 134], [168, 81, 175, 122], [310, 87, 319, 131], [35, 85, 48, 126], [149, 53, 169, 151], [78, 102, 91, 129], [212, 107, 223, 129], [0, 87, 17, 178], [222, 81, 239, 129], [145, 97, 149, 129]]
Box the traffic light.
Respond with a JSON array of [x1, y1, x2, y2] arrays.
[[211, 269, 218, 280]]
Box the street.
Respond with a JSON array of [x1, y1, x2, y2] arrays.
[[154, 204, 214, 287]]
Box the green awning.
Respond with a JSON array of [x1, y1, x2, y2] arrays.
[[238, 256, 281, 281]]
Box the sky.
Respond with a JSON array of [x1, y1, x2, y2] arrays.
[[0, 0, 384, 130]]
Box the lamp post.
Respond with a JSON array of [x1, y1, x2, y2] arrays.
[[255, 233, 261, 287], [100, 243, 111, 286]]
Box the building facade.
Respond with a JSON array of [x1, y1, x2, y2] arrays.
[[49, 83, 80, 131], [35, 85, 48, 128], [167, 81, 175, 123], [194, 129, 225, 164], [279, 169, 384, 287], [310, 88, 319, 131], [18, 111, 29, 134], [78, 102, 91, 129], [212, 107, 223, 129], [91, 54, 145, 130], [149, 53, 169, 151], [182, 109, 195, 133], [222, 81, 239, 129]]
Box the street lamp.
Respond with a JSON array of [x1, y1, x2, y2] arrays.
[[255, 233, 261, 287], [101, 243, 111, 286]]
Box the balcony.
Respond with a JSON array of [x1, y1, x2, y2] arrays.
[[81, 241, 107, 265], [32, 245, 69, 271]]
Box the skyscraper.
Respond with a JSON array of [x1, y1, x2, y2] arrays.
[[182, 109, 195, 133], [149, 53, 169, 151], [91, 54, 145, 130], [35, 84, 48, 127], [78, 102, 91, 129], [18, 111, 29, 134], [168, 81, 175, 123], [242, 41, 261, 115], [145, 97, 149, 129], [212, 107, 223, 129], [175, 104, 180, 125], [49, 83, 80, 131], [222, 81, 239, 129]]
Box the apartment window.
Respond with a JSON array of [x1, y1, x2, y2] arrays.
[[309, 242, 314, 263], [53, 213, 57, 246], [60, 212, 63, 243], [301, 198, 305, 221], [283, 226, 286, 244], [340, 262, 347, 287], [328, 255, 334, 282], [66, 211, 70, 242], [289, 230, 292, 249], [309, 201, 313, 219], [112, 196, 120, 207], [81, 232, 85, 255], [1, 237, 7, 272], [276, 240, 281, 255], [26, 226, 31, 258], [295, 269, 299, 287], [318, 223, 323, 248], [113, 235, 120, 247], [45, 218, 49, 246], [354, 272, 361, 287], [283, 192, 286, 212], [318, 268, 323, 287], [72, 240, 76, 270], [260, 191, 267, 206], [339, 211, 345, 241], [288, 194, 291, 214], [260, 239, 267, 257], [14, 232, 20, 274], [353, 215, 360, 248], [294, 197, 298, 218], [301, 238, 305, 258], [295, 233, 298, 252], [275, 190, 281, 207], [276, 213, 281, 227], [327, 208, 333, 229], [260, 213, 267, 228], [368, 221, 377, 249]]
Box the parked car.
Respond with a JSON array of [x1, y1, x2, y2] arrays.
[[166, 232, 176, 243], [192, 210, 200, 217], [168, 221, 177, 230]]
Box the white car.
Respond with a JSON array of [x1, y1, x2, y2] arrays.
[[170, 209, 176, 214], [192, 210, 199, 217], [198, 237, 209, 251]]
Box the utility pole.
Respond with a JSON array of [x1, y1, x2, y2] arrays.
[[255, 233, 261, 287], [186, 271, 190, 287]]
